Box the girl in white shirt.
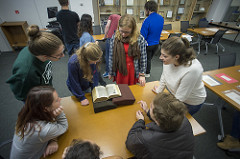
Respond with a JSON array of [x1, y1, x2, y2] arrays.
[[153, 37, 206, 115]]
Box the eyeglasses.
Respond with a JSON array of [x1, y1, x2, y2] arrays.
[[49, 52, 64, 59], [119, 29, 132, 34]]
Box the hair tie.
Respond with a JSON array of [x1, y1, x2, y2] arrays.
[[84, 42, 91, 48]]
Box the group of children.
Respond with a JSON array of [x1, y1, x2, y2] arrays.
[[6, 0, 239, 158]]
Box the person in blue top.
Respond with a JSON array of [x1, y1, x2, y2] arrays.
[[140, 1, 164, 78], [78, 14, 95, 47], [66, 42, 102, 106]]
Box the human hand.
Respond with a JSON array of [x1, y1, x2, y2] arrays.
[[53, 106, 63, 117], [62, 147, 70, 159], [81, 99, 89, 106], [43, 140, 58, 158], [152, 85, 159, 94], [137, 100, 149, 113], [108, 75, 113, 80], [139, 76, 146, 86], [136, 110, 144, 120]]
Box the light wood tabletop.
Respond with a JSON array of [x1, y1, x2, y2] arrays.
[[46, 81, 206, 159], [187, 27, 237, 36], [93, 34, 105, 40], [203, 65, 240, 111]]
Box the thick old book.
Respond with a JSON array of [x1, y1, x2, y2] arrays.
[[112, 84, 135, 106], [92, 84, 121, 103]]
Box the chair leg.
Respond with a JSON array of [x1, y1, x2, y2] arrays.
[[218, 42, 225, 52], [216, 44, 219, 54], [205, 42, 208, 55]]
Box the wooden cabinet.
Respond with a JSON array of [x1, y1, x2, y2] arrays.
[[97, 0, 212, 26], [158, 0, 196, 22], [0, 21, 28, 51], [190, 0, 213, 26]]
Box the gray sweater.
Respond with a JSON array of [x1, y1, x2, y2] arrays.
[[10, 112, 68, 159]]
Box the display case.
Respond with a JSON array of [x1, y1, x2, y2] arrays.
[[0, 21, 28, 51]]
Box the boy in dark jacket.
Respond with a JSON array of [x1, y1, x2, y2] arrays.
[[126, 92, 194, 159]]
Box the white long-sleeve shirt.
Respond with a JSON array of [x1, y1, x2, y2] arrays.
[[156, 59, 206, 105]]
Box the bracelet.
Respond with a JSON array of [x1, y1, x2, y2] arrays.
[[139, 74, 145, 77]]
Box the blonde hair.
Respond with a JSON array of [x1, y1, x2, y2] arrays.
[[115, 14, 139, 45], [161, 37, 196, 66], [27, 25, 63, 56], [153, 92, 187, 132], [76, 43, 103, 81]]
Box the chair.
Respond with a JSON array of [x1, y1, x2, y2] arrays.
[[168, 33, 182, 38], [198, 21, 209, 28], [181, 21, 189, 33], [218, 52, 236, 69], [163, 24, 172, 30], [202, 29, 227, 54], [92, 25, 102, 35]]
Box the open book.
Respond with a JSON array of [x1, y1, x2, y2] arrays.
[[92, 84, 121, 103]]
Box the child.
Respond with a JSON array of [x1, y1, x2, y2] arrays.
[[126, 92, 194, 159], [66, 42, 102, 106], [10, 86, 68, 158], [62, 139, 123, 159]]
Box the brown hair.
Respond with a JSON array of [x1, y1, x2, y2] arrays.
[[78, 14, 93, 37], [16, 86, 56, 139], [144, 1, 158, 12], [77, 42, 103, 81], [58, 0, 68, 6], [115, 14, 139, 45], [161, 37, 196, 66], [65, 139, 102, 159], [152, 92, 187, 132], [27, 25, 63, 56]]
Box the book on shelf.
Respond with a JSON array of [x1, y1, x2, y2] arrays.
[[92, 84, 121, 103]]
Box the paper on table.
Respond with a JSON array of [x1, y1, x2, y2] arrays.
[[223, 90, 240, 105], [202, 75, 221, 86], [182, 34, 193, 42], [162, 30, 169, 33]]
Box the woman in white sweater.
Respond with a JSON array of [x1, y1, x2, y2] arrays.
[[153, 37, 206, 115], [10, 86, 68, 159]]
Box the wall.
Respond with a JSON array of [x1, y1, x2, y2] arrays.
[[206, 0, 232, 22], [0, 0, 94, 52]]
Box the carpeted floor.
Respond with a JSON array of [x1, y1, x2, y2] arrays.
[[0, 38, 240, 159]]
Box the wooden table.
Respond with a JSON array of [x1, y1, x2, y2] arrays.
[[46, 81, 206, 159], [92, 31, 188, 42], [210, 22, 240, 44], [203, 65, 240, 140], [93, 34, 105, 40], [187, 27, 237, 54]]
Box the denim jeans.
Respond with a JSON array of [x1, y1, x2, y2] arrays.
[[184, 103, 203, 115], [105, 38, 110, 73], [66, 43, 80, 56], [231, 110, 240, 139], [146, 44, 159, 74]]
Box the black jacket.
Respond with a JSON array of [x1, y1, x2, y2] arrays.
[[126, 116, 194, 159]]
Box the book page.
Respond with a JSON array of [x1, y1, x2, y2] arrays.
[[95, 86, 108, 98], [106, 84, 121, 98]]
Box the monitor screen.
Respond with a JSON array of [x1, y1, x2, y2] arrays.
[[47, 7, 58, 19]]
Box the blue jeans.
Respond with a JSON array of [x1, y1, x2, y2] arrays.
[[231, 110, 240, 139], [105, 38, 110, 73], [185, 103, 203, 115], [66, 43, 79, 56]]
